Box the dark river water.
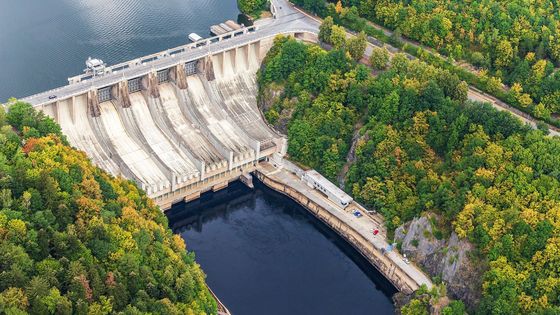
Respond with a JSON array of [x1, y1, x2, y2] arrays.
[[166, 181, 396, 315], [0, 0, 240, 101]]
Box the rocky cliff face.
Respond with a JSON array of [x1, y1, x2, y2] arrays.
[[394, 215, 483, 310], [258, 84, 295, 134]]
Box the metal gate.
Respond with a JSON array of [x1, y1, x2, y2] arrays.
[[157, 70, 169, 83], [98, 87, 112, 102], [128, 78, 141, 93], [185, 61, 198, 76]]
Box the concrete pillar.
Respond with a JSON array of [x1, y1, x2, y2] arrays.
[[112, 81, 131, 108], [145, 71, 160, 98], [205, 57, 215, 81], [71, 96, 76, 123], [170, 64, 188, 90], [231, 48, 237, 73], [222, 51, 226, 76], [244, 45, 250, 71], [54, 101, 60, 123], [87, 90, 101, 117]]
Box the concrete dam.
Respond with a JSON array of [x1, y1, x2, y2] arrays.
[[18, 1, 434, 294], [30, 32, 290, 210]]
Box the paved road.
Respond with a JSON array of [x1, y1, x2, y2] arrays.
[[288, 3, 559, 136]]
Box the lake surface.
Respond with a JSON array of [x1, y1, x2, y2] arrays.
[[166, 181, 396, 315], [0, 0, 240, 101]]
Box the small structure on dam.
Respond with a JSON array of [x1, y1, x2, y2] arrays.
[[24, 25, 289, 210]]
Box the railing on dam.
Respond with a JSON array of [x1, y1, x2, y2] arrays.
[[67, 25, 258, 85]]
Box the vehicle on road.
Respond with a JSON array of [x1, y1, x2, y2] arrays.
[[48, 95, 57, 100], [353, 210, 362, 218], [403, 254, 410, 264]]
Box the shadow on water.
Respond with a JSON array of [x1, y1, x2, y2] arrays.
[[166, 179, 397, 314]]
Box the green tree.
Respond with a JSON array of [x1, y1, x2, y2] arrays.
[[319, 16, 334, 44], [494, 39, 515, 69], [401, 299, 429, 315], [347, 31, 367, 61], [369, 47, 390, 70], [237, 0, 267, 16], [330, 25, 347, 50]]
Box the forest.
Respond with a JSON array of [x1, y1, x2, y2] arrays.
[[259, 35, 560, 314], [0, 102, 216, 314], [291, 0, 560, 125], [237, 0, 268, 17]]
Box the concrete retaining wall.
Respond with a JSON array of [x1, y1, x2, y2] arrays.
[[255, 170, 419, 294]]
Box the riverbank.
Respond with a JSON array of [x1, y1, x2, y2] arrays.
[[255, 160, 433, 294]]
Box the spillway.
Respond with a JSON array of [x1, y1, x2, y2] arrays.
[[56, 96, 121, 176], [123, 93, 199, 186], [156, 84, 225, 169], [180, 75, 254, 160], [35, 36, 286, 208], [210, 73, 274, 143], [96, 101, 170, 196]]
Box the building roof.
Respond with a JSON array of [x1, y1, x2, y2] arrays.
[[86, 57, 104, 68], [188, 33, 203, 42], [305, 170, 353, 203]]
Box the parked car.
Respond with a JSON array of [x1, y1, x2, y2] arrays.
[[48, 95, 57, 100]]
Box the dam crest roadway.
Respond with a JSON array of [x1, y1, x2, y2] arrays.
[[20, 0, 433, 294]]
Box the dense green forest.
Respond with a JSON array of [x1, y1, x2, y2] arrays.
[[237, 0, 268, 17], [291, 0, 560, 122], [259, 35, 560, 314], [0, 102, 216, 314]]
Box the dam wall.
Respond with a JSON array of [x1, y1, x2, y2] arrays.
[[38, 34, 288, 209]]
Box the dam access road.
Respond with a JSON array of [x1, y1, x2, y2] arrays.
[[17, 0, 435, 296]]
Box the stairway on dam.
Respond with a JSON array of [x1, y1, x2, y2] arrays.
[[48, 41, 286, 209]]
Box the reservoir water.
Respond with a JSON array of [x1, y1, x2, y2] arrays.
[[166, 181, 396, 315], [0, 0, 240, 101]]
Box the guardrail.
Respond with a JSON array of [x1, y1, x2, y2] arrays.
[[21, 26, 318, 108], [68, 25, 259, 85]]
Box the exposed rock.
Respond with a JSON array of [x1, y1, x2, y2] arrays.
[[257, 84, 294, 134], [392, 292, 414, 314], [394, 215, 483, 310], [337, 123, 366, 188], [258, 84, 283, 112]]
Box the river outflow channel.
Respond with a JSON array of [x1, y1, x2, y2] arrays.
[[166, 180, 396, 314]]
